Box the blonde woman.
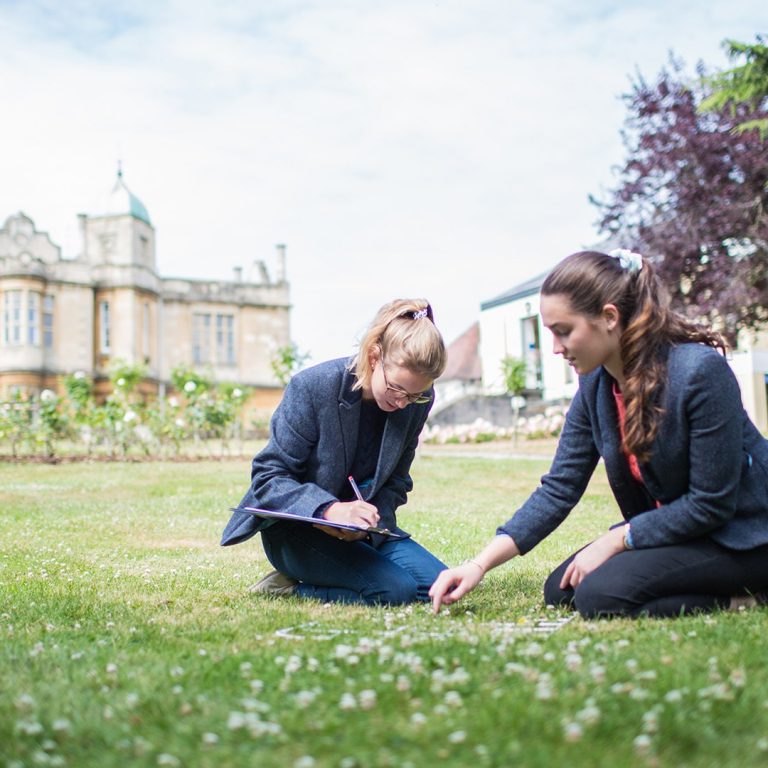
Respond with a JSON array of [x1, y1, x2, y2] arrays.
[[222, 299, 447, 604]]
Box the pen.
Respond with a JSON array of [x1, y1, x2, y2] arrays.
[[347, 475, 396, 536], [348, 475, 364, 501]]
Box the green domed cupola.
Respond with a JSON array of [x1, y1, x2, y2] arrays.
[[105, 165, 151, 224]]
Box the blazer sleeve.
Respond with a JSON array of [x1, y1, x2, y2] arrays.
[[250, 374, 340, 514], [496, 386, 600, 554], [628, 351, 745, 548], [221, 374, 341, 546]]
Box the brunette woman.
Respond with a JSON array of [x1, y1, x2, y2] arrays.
[[431, 250, 768, 618]]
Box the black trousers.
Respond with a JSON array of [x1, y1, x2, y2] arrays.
[[544, 535, 768, 618]]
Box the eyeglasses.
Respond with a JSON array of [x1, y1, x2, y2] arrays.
[[380, 356, 432, 405]]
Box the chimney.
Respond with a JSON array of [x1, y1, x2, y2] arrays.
[[233, 266, 243, 282], [78, 213, 88, 261], [275, 243, 286, 283]]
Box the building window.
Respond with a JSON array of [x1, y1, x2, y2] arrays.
[[27, 291, 41, 346], [216, 313, 235, 364], [99, 300, 111, 353], [140, 235, 150, 264], [520, 315, 542, 390], [142, 302, 150, 360], [3, 290, 22, 345], [193, 312, 236, 365], [192, 313, 211, 364], [43, 295, 54, 349]]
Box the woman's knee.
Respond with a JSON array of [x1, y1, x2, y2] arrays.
[[543, 570, 573, 608], [366, 574, 419, 605], [572, 576, 633, 619]]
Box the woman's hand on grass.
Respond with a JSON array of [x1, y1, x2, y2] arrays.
[[429, 562, 485, 614], [430, 535, 520, 613]]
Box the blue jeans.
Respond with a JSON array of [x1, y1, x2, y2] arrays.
[[261, 521, 446, 605]]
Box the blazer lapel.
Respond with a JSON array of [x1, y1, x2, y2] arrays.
[[370, 407, 410, 496], [596, 371, 657, 515], [337, 366, 361, 475]]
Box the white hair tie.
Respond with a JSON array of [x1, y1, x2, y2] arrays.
[[609, 248, 643, 273]]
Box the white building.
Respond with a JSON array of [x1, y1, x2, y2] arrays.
[[480, 272, 577, 405], [480, 273, 768, 433]]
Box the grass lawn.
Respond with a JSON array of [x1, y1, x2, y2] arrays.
[[2, 451, 768, 768]]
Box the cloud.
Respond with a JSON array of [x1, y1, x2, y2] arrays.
[[0, 0, 765, 363]]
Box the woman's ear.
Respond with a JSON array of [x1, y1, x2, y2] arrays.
[[368, 344, 381, 370], [602, 303, 621, 331]]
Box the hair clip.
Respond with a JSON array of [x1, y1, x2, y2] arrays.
[[411, 304, 434, 321], [609, 248, 643, 273]]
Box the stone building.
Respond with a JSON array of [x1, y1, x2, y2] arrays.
[[0, 171, 291, 415]]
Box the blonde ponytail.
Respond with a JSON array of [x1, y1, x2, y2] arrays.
[[350, 299, 447, 391]]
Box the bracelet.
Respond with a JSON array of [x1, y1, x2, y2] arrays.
[[463, 559, 485, 574], [622, 524, 634, 551]]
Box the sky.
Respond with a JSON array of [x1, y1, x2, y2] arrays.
[[1, 1, 765, 366]]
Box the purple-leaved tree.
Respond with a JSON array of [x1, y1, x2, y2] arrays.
[[592, 55, 768, 345]]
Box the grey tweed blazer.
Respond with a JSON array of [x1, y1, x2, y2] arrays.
[[498, 343, 768, 553], [221, 357, 433, 547]]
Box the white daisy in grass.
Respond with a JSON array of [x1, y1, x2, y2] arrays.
[[358, 690, 377, 710], [633, 734, 653, 755], [565, 652, 582, 671], [730, 668, 747, 687], [227, 711, 246, 730], [562, 721, 583, 742], [16, 719, 44, 736], [14, 694, 36, 711], [576, 702, 601, 726], [339, 692, 357, 710], [444, 691, 463, 708], [52, 718, 71, 734], [642, 708, 660, 734], [589, 664, 606, 683], [295, 690, 317, 709], [664, 689, 685, 703]]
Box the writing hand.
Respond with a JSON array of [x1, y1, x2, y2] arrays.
[[314, 500, 380, 542]]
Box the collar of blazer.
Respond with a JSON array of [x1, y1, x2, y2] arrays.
[[338, 360, 363, 408]]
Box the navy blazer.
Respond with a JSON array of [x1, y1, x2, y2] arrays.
[[221, 357, 433, 547], [498, 343, 768, 554]]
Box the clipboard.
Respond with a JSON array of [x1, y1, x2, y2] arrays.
[[231, 506, 406, 539]]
